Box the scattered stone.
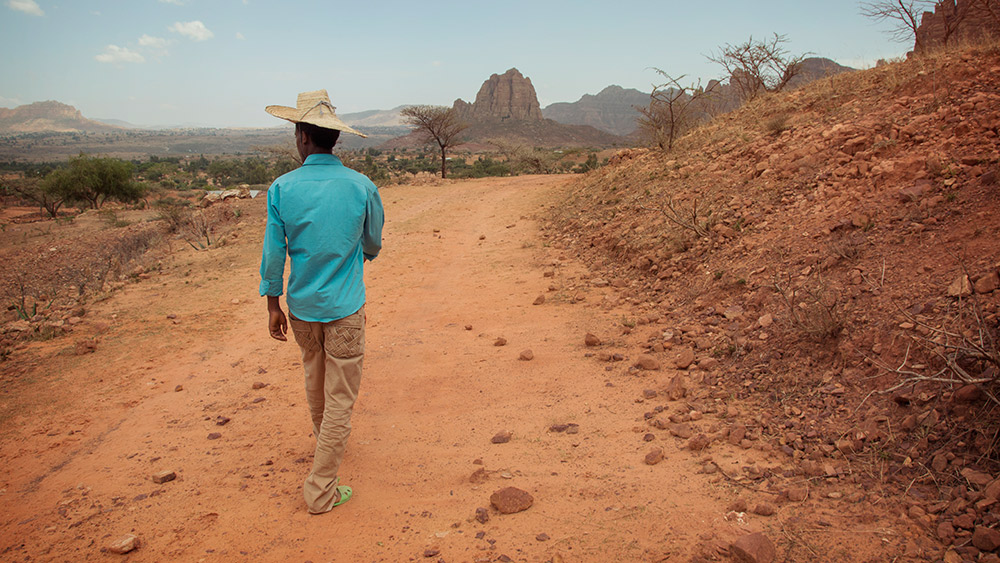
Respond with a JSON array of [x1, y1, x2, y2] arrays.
[[752, 503, 776, 517], [642, 389, 657, 399], [543, 269, 555, 278], [975, 271, 1000, 293], [668, 423, 693, 439], [787, 486, 809, 502], [533, 295, 545, 305], [107, 534, 139, 555], [644, 448, 664, 465], [664, 375, 687, 401], [728, 498, 748, 512], [961, 468, 993, 487], [536, 533, 550, 542], [494, 337, 508, 347], [215, 416, 230, 426], [549, 424, 569, 432], [730, 532, 775, 563], [564, 423, 579, 435], [973, 526, 1000, 552], [948, 275, 973, 298], [687, 434, 711, 451], [758, 314, 773, 328], [252, 397, 265, 404], [519, 349, 534, 361], [729, 424, 747, 445], [423, 548, 440, 557], [643, 433, 656, 442], [207, 432, 222, 440], [151, 470, 176, 484], [252, 382, 268, 390], [491, 430, 512, 444], [490, 487, 534, 514], [475, 507, 490, 524], [954, 384, 983, 403], [470, 468, 489, 484], [584, 333, 602, 347], [465, 325, 473, 331], [673, 348, 696, 370], [174, 385, 183, 392], [479, 234, 486, 240], [931, 453, 949, 472], [634, 355, 661, 371], [937, 520, 956, 543]]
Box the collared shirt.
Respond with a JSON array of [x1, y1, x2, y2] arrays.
[[259, 153, 384, 322]]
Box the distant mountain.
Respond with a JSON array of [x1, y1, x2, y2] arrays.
[[341, 106, 408, 128], [542, 85, 650, 136], [789, 57, 856, 88], [0, 101, 121, 134]]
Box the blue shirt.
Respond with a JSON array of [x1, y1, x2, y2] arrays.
[[259, 153, 384, 322]]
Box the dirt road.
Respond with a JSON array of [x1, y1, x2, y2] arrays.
[[1, 175, 880, 561]]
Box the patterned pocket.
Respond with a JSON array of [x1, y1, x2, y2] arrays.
[[324, 308, 365, 358], [289, 318, 321, 352]]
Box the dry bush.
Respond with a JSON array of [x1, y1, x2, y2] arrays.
[[156, 202, 238, 250], [773, 273, 844, 342]]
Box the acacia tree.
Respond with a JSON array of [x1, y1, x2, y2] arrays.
[[708, 33, 807, 102], [56, 154, 143, 209], [400, 105, 468, 179], [637, 69, 719, 151], [6, 176, 72, 218], [860, 0, 936, 51]]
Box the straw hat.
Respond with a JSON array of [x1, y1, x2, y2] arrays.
[[265, 89, 366, 138]]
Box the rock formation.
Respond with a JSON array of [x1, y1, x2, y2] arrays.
[[916, 0, 1000, 51], [454, 68, 542, 121], [542, 85, 650, 136]]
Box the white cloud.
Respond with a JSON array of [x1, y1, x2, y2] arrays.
[[95, 45, 145, 64], [0, 95, 23, 107], [235, 32, 245, 40], [169, 20, 214, 41], [139, 34, 169, 49], [7, 0, 44, 16]]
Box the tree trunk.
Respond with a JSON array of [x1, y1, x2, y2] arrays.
[[440, 145, 447, 179]]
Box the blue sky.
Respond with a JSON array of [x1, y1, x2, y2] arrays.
[[1, 0, 909, 128]]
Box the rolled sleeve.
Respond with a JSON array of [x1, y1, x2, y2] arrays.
[[362, 185, 384, 261], [259, 184, 287, 296]]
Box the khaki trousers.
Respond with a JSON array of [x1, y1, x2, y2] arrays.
[[288, 306, 365, 514]]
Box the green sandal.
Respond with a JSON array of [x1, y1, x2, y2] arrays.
[[332, 485, 352, 507]]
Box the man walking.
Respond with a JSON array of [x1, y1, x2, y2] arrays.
[[259, 90, 384, 514]]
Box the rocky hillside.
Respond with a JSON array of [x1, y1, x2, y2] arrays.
[[546, 43, 1000, 558], [542, 85, 650, 136], [0, 101, 120, 134], [917, 0, 1000, 51]]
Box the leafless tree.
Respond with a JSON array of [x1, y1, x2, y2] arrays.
[[400, 105, 469, 179], [859, 0, 936, 51], [707, 34, 807, 102], [971, 0, 1000, 25], [636, 70, 719, 151]]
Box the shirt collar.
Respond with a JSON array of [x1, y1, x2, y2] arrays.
[[302, 153, 342, 166]]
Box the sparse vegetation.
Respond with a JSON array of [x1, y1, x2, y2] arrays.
[[400, 105, 469, 179], [707, 33, 807, 102]]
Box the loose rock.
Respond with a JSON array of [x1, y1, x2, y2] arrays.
[[490, 487, 534, 514], [533, 295, 545, 305], [252, 382, 268, 390], [207, 432, 222, 440], [731, 532, 776, 563], [519, 349, 534, 361], [151, 470, 176, 484], [973, 526, 1000, 551], [634, 355, 661, 371], [475, 507, 490, 524], [107, 534, 139, 555], [584, 333, 602, 347], [491, 430, 513, 444], [494, 337, 508, 347], [644, 448, 664, 465], [752, 503, 776, 517]]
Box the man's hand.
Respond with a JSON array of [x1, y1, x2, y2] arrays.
[[267, 296, 287, 341]]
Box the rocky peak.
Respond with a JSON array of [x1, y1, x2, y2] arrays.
[[455, 68, 542, 121]]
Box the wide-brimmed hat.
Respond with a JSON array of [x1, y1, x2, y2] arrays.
[[265, 89, 366, 138]]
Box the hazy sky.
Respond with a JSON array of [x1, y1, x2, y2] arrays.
[[1, 0, 910, 128]]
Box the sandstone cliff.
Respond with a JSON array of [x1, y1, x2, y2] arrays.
[[916, 0, 1000, 51]]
